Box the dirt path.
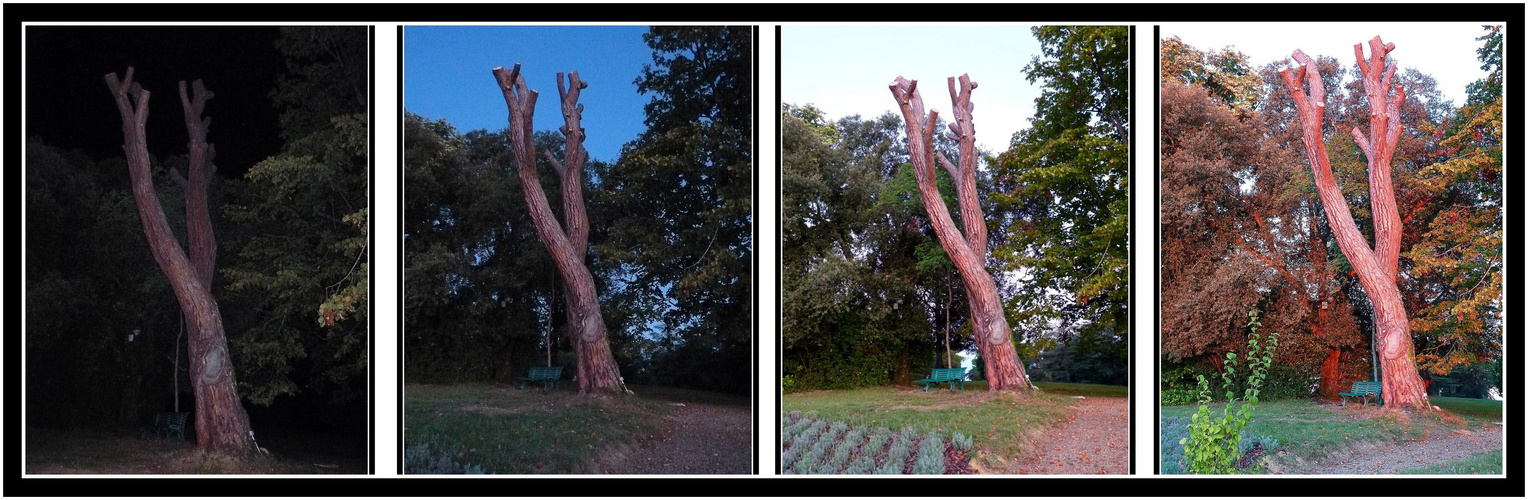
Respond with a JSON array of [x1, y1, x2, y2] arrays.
[[1279, 423, 1503, 475], [588, 403, 752, 475], [1018, 396, 1129, 474]]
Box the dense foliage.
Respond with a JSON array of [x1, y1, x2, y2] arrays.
[[991, 26, 1130, 380]]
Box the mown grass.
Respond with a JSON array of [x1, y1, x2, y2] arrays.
[[25, 427, 359, 474], [782, 382, 1115, 473], [1161, 396, 1503, 471], [404, 384, 672, 474], [1033, 382, 1129, 398], [1429, 396, 1502, 423], [1398, 449, 1503, 475]]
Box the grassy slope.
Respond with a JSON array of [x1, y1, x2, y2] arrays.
[[404, 384, 744, 474]]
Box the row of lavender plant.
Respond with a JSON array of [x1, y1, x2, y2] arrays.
[[780, 412, 971, 475]]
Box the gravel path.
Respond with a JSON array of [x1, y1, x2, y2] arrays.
[[1282, 424, 1503, 475], [1019, 396, 1129, 474], [589, 403, 752, 475]]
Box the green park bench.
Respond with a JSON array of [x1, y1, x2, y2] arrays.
[[150, 411, 190, 441], [918, 367, 968, 391], [517, 366, 563, 391], [1339, 381, 1383, 407]]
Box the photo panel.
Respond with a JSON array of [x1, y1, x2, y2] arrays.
[[778, 24, 1133, 476]]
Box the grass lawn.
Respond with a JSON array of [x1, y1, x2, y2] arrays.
[[404, 383, 739, 474], [26, 427, 364, 474], [783, 382, 1123, 474], [1161, 396, 1503, 473], [1033, 382, 1129, 398], [1399, 449, 1504, 474]]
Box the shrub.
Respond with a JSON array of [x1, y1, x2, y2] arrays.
[[1163, 355, 1315, 405], [884, 438, 913, 474], [830, 440, 854, 468], [845, 455, 877, 475], [913, 432, 946, 474], [862, 432, 890, 458], [1159, 417, 1188, 474], [950, 432, 973, 451], [1181, 309, 1280, 475], [403, 444, 485, 475]]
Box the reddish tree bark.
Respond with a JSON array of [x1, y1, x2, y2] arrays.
[[105, 68, 253, 452], [493, 64, 623, 394], [889, 75, 1033, 391], [1277, 37, 1429, 409]]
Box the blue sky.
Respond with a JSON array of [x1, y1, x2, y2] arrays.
[[1163, 23, 1492, 107], [782, 25, 1045, 157], [404, 25, 652, 163]]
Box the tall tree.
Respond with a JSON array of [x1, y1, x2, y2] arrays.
[[889, 74, 1033, 391], [105, 68, 253, 452], [1278, 36, 1429, 408], [992, 26, 1130, 366], [493, 64, 624, 394]]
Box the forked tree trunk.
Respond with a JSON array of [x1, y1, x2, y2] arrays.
[[1277, 37, 1429, 409], [105, 68, 253, 452], [889, 74, 1033, 391], [493, 64, 623, 394]]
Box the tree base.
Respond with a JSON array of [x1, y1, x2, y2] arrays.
[[978, 340, 1034, 391], [575, 335, 625, 394]]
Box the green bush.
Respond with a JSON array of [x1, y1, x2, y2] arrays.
[[1181, 309, 1280, 474], [1164, 352, 1314, 404]]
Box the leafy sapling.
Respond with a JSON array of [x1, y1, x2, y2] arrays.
[[1181, 309, 1280, 474]]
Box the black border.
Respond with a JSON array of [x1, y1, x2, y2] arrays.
[[3, 2, 1522, 498]]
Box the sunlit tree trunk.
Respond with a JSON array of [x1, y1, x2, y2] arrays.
[[889, 75, 1033, 391], [1277, 37, 1429, 409], [493, 64, 623, 394], [105, 68, 253, 452]]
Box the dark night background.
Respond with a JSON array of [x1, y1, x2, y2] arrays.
[[24, 24, 369, 473], [27, 26, 285, 177]]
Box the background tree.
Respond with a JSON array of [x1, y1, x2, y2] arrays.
[[222, 27, 369, 406], [1401, 25, 1503, 392], [105, 68, 253, 453], [1160, 36, 1264, 113], [991, 26, 1130, 377], [1159, 73, 1367, 399], [889, 74, 1033, 391], [597, 26, 753, 395], [780, 105, 963, 390], [493, 64, 624, 395], [1277, 36, 1428, 408], [403, 115, 576, 384]]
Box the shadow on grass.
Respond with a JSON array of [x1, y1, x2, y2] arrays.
[[405, 383, 732, 474], [25, 426, 363, 474]]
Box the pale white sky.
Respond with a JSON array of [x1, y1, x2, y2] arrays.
[[1162, 22, 1499, 106], [781, 24, 1047, 157]]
